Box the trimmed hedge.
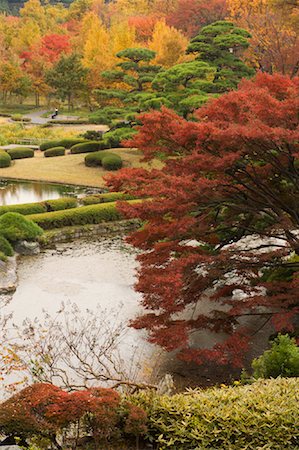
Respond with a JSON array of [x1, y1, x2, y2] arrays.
[[0, 151, 11, 167], [102, 154, 122, 170], [0, 198, 77, 216], [130, 378, 299, 450], [84, 151, 112, 167], [44, 147, 65, 157], [44, 197, 78, 211], [7, 148, 34, 160], [28, 200, 139, 230], [40, 139, 86, 151], [48, 119, 89, 125], [81, 192, 133, 205], [11, 114, 31, 123], [0, 202, 46, 216], [0, 235, 14, 256], [0, 213, 43, 242], [70, 141, 107, 154]]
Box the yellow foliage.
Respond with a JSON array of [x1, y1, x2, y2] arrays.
[[11, 19, 41, 53], [110, 20, 137, 55], [150, 19, 188, 67], [20, 0, 46, 31], [110, 0, 151, 16]]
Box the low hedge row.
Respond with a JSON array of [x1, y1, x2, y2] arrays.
[[81, 192, 133, 205], [40, 139, 86, 151], [11, 115, 31, 122], [130, 378, 299, 449], [45, 197, 78, 211], [48, 119, 89, 125], [0, 151, 11, 167], [70, 141, 106, 154], [7, 148, 34, 160], [0, 197, 78, 216], [44, 147, 65, 157], [27, 200, 139, 229]]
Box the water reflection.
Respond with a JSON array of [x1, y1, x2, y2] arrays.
[[0, 179, 86, 205]]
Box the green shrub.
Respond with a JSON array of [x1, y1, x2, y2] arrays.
[[102, 154, 122, 170], [0, 235, 14, 256], [28, 200, 139, 229], [130, 378, 299, 450], [81, 192, 133, 205], [11, 114, 31, 123], [7, 148, 34, 160], [40, 139, 85, 151], [252, 334, 299, 379], [0, 213, 43, 242], [48, 119, 89, 125], [0, 151, 11, 167], [89, 107, 124, 125], [43, 197, 78, 211], [80, 130, 103, 141], [0, 198, 77, 216], [0, 251, 7, 262], [84, 151, 109, 167], [44, 147, 65, 157], [103, 127, 136, 148], [54, 138, 86, 149], [40, 140, 62, 151], [0, 202, 47, 216], [70, 141, 106, 154]]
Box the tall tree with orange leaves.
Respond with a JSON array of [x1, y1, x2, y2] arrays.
[[228, 0, 299, 76]]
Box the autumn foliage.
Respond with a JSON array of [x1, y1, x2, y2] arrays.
[[106, 73, 299, 367], [0, 383, 147, 447]]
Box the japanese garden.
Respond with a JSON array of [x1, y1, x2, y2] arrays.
[[0, 0, 298, 448]]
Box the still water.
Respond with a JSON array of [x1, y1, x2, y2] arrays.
[[0, 179, 87, 205], [0, 236, 157, 396]]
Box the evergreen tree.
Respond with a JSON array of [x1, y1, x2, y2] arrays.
[[187, 21, 254, 90]]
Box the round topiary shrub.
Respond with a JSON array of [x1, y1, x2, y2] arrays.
[[44, 147, 65, 157], [0, 151, 11, 167], [0, 235, 14, 256], [70, 141, 105, 154], [102, 154, 122, 171], [0, 212, 43, 242], [7, 148, 34, 160]]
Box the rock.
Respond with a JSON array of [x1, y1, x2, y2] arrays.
[[0, 256, 17, 293], [14, 240, 40, 256]]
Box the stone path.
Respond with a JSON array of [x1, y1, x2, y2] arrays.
[[23, 109, 49, 125]]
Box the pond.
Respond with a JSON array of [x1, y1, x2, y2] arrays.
[[0, 235, 158, 397], [0, 179, 91, 205]]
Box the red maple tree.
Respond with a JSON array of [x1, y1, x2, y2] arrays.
[[0, 384, 147, 448], [167, 0, 228, 37], [106, 73, 299, 367]]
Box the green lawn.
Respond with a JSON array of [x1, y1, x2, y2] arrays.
[[0, 148, 160, 187]]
